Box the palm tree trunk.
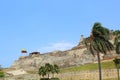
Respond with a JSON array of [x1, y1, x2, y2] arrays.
[[39, 76, 41, 80], [52, 73, 54, 78], [48, 74, 49, 78], [97, 53, 102, 80], [117, 68, 120, 80]]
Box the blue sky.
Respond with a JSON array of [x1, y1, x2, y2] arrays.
[[0, 0, 120, 68]]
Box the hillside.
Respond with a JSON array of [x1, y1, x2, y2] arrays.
[[2, 34, 119, 80], [10, 48, 97, 70], [10, 34, 118, 70], [10, 34, 117, 71], [3, 61, 118, 80]]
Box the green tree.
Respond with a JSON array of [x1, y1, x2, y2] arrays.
[[0, 65, 2, 71], [91, 22, 110, 40], [51, 64, 59, 78], [114, 35, 120, 45], [0, 65, 4, 78], [116, 42, 120, 54], [114, 35, 120, 54], [114, 32, 120, 53], [0, 71, 4, 78], [45, 63, 52, 78], [113, 58, 120, 80], [89, 22, 114, 80], [113, 31, 120, 80], [39, 63, 60, 80], [113, 30, 120, 36], [39, 66, 46, 78]]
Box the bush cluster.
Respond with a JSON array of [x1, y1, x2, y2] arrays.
[[0, 71, 4, 77]]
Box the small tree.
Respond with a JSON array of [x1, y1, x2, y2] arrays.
[[0, 72, 4, 78], [39, 66, 46, 78], [114, 35, 120, 55], [51, 64, 59, 78], [0, 65, 4, 78], [113, 30, 120, 36], [39, 63, 60, 80], [45, 63, 52, 78], [113, 31, 120, 80], [113, 58, 120, 80], [0, 65, 2, 71]]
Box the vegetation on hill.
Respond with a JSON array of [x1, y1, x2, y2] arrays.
[[0, 66, 5, 78], [38, 63, 60, 80], [87, 22, 114, 80], [61, 60, 115, 73]]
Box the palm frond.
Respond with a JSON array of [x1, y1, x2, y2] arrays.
[[90, 36, 114, 55], [114, 35, 120, 45], [92, 22, 110, 40], [90, 42, 96, 56], [116, 42, 120, 54]]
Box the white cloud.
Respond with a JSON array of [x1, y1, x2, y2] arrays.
[[38, 41, 76, 53]]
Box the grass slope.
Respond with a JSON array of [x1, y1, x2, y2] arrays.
[[61, 60, 115, 73], [60, 60, 117, 80]]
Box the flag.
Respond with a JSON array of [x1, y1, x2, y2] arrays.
[[21, 49, 27, 53]]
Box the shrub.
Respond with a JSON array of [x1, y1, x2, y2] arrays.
[[40, 78, 50, 80], [51, 78, 60, 80], [40, 78, 59, 80], [0, 72, 4, 77]]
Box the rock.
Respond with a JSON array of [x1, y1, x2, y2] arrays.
[[6, 69, 27, 76]]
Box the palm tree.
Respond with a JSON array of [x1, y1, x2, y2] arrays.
[[116, 42, 120, 54], [113, 58, 120, 80], [89, 22, 114, 80], [38, 66, 46, 78], [113, 32, 120, 80], [115, 36, 120, 57], [51, 64, 59, 78], [53, 64, 59, 74], [113, 30, 120, 36], [114, 31, 120, 54], [91, 23, 110, 40], [114, 35, 120, 45], [45, 63, 52, 78]]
